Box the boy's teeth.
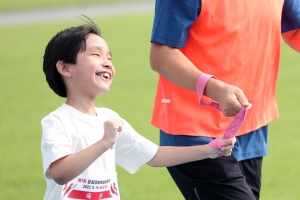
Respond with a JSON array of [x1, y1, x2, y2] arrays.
[[98, 72, 110, 79]]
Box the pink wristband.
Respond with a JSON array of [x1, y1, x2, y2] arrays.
[[196, 74, 221, 111], [208, 138, 225, 157], [208, 138, 225, 150]]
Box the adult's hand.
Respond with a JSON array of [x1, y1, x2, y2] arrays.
[[204, 78, 251, 117], [150, 43, 251, 116]]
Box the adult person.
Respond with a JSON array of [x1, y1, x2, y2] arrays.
[[149, 0, 300, 199]]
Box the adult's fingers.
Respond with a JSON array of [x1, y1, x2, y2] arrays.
[[220, 86, 251, 117], [235, 88, 250, 107]]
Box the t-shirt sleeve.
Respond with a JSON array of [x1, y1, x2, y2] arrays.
[[150, 0, 201, 48], [281, 0, 300, 33], [115, 120, 159, 174], [41, 116, 73, 179]]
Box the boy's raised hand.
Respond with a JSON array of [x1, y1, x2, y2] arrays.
[[102, 119, 124, 149], [48, 119, 124, 185]]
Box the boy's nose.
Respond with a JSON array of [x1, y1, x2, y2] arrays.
[[103, 63, 112, 69]]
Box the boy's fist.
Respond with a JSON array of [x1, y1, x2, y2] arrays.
[[102, 119, 124, 148]]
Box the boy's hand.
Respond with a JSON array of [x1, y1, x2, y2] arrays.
[[102, 119, 124, 149], [219, 137, 236, 156], [208, 137, 236, 159]]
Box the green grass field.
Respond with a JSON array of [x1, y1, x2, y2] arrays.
[[0, 0, 150, 12], [0, 3, 299, 200]]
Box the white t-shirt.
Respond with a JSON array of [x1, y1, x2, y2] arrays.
[[41, 104, 158, 200]]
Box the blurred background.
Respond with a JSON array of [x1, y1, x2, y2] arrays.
[[0, 1, 299, 199]]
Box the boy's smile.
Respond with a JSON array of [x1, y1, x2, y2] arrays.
[[96, 72, 111, 79]]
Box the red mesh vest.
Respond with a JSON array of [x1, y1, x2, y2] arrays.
[[151, 0, 284, 137]]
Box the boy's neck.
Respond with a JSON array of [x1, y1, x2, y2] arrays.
[[65, 96, 97, 116]]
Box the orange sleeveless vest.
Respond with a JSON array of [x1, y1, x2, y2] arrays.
[[151, 0, 284, 137]]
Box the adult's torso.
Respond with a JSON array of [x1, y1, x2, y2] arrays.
[[152, 0, 284, 137]]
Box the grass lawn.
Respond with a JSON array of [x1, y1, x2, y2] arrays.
[[0, 0, 152, 12], [261, 41, 300, 200], [0, 11, 299, 200]]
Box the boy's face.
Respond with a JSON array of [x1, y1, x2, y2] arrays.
[[68, 34, 115, 97]]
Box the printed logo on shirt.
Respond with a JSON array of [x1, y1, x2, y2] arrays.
[[62, 174, 119, 200], [161, 99, 170, 103]]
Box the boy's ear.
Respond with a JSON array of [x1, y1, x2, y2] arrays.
[[56, 60, 72, 78]]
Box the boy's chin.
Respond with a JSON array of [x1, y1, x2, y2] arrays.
[[97, 88, 110, 96]]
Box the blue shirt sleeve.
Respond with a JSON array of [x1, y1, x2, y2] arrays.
[[282, 0, 300, 33], [150, 0, 201, 48]]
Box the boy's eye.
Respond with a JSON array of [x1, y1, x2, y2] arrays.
[[92, 54, 112, 60]]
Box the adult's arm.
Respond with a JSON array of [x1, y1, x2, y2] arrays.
[[281, 0, 300, 52], [150, 43, 250, 116], [282, 29, 300, 52]]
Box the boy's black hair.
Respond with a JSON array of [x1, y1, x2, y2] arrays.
[[43, 16, 101, 97]]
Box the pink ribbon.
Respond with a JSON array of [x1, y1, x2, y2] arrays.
[[196, 74, 248, 154]]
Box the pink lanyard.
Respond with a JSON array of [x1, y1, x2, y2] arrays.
[[196, 74, 248, 139]]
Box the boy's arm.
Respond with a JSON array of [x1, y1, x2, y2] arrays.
[[49, 119, 123, 185], [150, 43, 250, 117], [146, 137, 235, 167], [282, 29, 300, 53], [50, 139, 111, 185]]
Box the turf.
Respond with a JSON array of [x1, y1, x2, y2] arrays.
[[0, 10, 299, 200], [0, 0, 151, 12]]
